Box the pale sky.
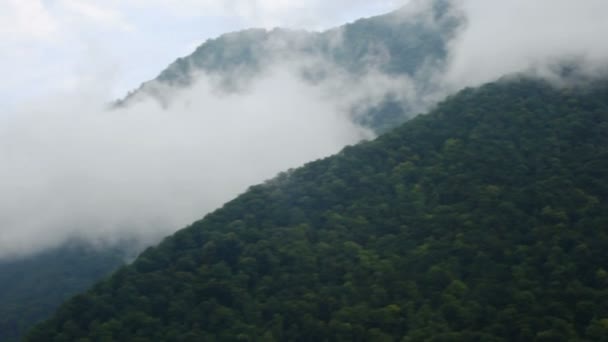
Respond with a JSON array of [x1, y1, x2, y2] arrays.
[[1, 1, 406, 110]]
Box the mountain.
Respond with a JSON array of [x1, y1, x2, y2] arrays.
[[0, 5, 462, 341], [0, 243, 128, 342], [119, 0, 460, 133], [27, 77, 608, 341]]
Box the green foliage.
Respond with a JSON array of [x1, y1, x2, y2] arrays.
[[0, 243, 126, 342], [28, 78, 608, 340]]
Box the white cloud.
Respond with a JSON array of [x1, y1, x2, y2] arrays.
[[59, 0, 134, 32], [443, 0, 608, 88], [0, 0, 58, 42], [0, 62, 374, 259], [5, 0, 608, 260], [0, 0, 407, 110]]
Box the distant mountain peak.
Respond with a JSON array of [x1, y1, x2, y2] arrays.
[[115, 2, 462, 133]]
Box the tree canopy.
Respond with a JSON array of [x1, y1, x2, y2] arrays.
[[0, 244, 126, 342], [28, 77, 608, 341]]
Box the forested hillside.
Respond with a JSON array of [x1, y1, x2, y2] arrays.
[[0, 5, 461, 341], [28, 78, 608, 341], [0, 244, 126, 342]]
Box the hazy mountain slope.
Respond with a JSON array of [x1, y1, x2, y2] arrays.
[[0, 244, 127, 342], [154, 1, 454, 83], [28, 78, 608, 341], [120, 0, 460, 132], [0, 5, 460, 340]]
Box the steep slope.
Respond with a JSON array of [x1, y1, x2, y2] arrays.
[[0, 4, 460, 339], [0, 243, 127, 342], [120, 0, 460, 133], [28, 78, 608, 341]]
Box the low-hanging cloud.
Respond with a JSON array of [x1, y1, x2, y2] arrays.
[[3, 0, 608, 261], [442, 0, 608, 89], [0, 62, 378, 260]]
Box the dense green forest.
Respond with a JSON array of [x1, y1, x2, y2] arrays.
[[28, 78, 608, 341], [0, 243, 126, 342]]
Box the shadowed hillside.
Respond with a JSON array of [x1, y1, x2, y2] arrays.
[[0, 244, 127, 342]]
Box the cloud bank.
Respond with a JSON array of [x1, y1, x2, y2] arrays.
[[0, 62, 380, 260], [443, 0, 608, 88], [3, 0, 608, 260]]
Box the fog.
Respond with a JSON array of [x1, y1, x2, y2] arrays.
[[2, 0, 608, 260], [0, 62, 382, 260], [443, 0, 608, 89]]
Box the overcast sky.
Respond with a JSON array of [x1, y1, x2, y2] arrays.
[[0, 0, 407, 110]]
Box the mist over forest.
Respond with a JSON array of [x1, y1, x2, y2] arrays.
[[2, 0, 607, 260], [2, 1, 608, 341]]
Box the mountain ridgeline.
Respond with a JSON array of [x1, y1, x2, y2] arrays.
[[0, 4, 462, 341], [119, 0, 460, 133], [28, 78, 608, 341]]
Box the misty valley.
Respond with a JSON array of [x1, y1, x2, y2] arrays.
[[1, 0, 608, 341]]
